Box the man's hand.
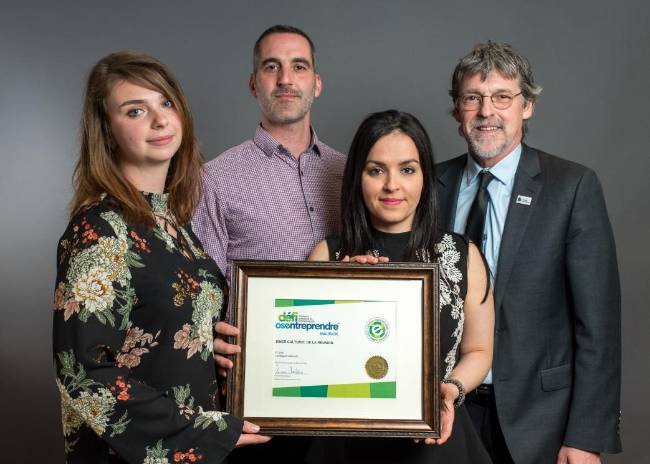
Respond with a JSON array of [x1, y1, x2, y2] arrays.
[[235, 421, 272, 447], [213, 321, 241, 378], [414, 382, 456, 445], [557, 445, 600, 463]]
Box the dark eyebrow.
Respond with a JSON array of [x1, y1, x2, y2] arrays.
[[259, 57, 312, 69], [365, 159, 420, 167], [260, 58, 278, 68], [399, 159, 420, 166], [292, 57, 311, 68]]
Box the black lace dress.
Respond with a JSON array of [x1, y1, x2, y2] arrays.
[[306, 230, 491, 464]]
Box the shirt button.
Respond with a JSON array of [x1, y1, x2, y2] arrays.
[[309, 207, 314, 212]]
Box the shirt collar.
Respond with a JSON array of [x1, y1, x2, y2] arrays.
[[253, 124, 322, 157], [465, 143, 522, 186]]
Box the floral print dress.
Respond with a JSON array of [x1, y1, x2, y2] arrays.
[[53, 193, 243, 463]]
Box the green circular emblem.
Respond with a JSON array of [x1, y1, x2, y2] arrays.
[[365, 317, 389, 342]]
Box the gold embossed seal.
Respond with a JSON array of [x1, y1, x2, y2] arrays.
[[365, 356, 389, 380]]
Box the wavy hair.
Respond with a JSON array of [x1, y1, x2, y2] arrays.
[[450, 41, 542, 137], [70, 51, 203, 227]]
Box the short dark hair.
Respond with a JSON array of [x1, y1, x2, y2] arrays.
[[253, 25, 316, 71], [338, 110, 439, 259], [450, 41, 542, 137]]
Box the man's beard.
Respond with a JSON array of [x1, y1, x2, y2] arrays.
[[258, 85, 314, 124], [468, 134, 510, 160], [467, 118, 509, 160]]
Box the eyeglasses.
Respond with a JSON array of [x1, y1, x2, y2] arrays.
[[458, 91, 523, 110]]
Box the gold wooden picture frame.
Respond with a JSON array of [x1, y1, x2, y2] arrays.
[[226, 260, 440, 438]]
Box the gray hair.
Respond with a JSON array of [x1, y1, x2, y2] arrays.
[[253, 25, 316, 72], [450, 41, 542, 137]]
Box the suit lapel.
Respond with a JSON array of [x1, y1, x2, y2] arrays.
[[493, 144, 542, 311], [437, 155, 466, 230]]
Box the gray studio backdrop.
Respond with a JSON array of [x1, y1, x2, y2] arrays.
[[1, 1, 648, 462]]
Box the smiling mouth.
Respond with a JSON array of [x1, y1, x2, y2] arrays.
[[471, 119, 502, 133], [148, 135, 174, 146], [381, 199, 403, 206]]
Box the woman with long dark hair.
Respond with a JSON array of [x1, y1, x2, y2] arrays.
[[309, 110, 494, 463], [53, 51, 268, 463]]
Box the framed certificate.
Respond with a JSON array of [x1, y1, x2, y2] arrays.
[[226, 260, 440, 438]]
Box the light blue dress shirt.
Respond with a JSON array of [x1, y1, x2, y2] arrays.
[[452, 144, 522, 384]]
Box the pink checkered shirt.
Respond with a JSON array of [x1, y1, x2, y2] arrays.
[[194, 125, 346, 284]]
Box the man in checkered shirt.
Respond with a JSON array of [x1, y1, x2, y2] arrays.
[[194, 24, 345, 286], [193, 25, 346, 464]]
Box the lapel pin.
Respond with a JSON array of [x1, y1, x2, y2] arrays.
[[516, 195, 532, 206]]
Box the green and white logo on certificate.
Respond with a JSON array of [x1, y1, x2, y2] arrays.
[[272, 299, 397, 399], [365, 317, 390, 342]]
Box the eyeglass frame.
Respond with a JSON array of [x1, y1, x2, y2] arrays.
[[456, 91, 524, 111]]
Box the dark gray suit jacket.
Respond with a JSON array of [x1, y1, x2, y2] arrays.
[[437, 144, 622, 463]]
